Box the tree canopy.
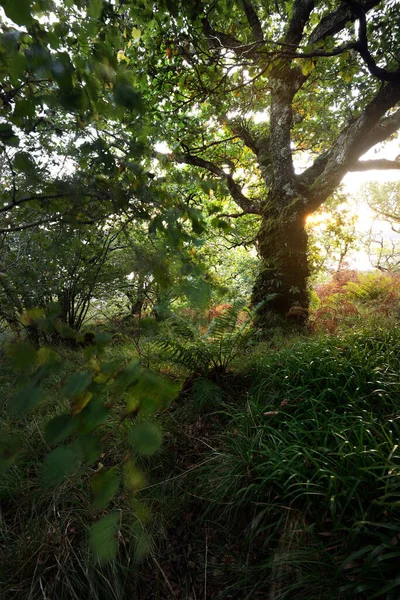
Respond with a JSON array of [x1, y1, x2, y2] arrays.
[[1, 0, 400, 326]]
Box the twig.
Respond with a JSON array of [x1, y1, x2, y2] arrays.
[[153, 554, 177, 598], [140, 456, 219, 492], [204, 527, 208, 600]]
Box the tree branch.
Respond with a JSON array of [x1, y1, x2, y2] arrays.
[[309, 0, 381, 44], [216, 211, 251, 219], [174, 152, 262, 214], [364, 109, 400, 150], [298, 107, 400, 191], [186, 136, 239, 154], [0, 192, 99, 214], [299, 81, 400, 208], [242, 1, 264, 42], [285, 0, 315, 48], [225, 119, 259, 155], [349, 159, 400, 171], [346, 0, 400, 83], [201, 17, 261, 60]]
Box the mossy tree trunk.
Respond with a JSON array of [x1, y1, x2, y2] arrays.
[[252, 197, 310, 327]]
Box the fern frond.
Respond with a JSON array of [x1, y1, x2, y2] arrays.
[[166, 317, 197, 341], [192, 378, 225, 407], [206, 301, 246, 340], [158, 302, 256, 376]]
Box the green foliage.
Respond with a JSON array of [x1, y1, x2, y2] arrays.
[[0, 310, 179, 571], [91, 468, 120, 511], [306, 192, 360, 279], [159, 302, 255, 375], [311, 270, 400, 333], [42, 445, 81, 487], [89, 512, 120, 563], [129, 422, 163, 456], [361, 181, 400, 273], [1, 0, 400, 596], [193, 327, 400, 598]]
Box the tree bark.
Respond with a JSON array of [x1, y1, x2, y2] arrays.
[[252, 197, 309, 327]]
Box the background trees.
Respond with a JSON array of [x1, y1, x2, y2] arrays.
[[362, 180, 400, 272]]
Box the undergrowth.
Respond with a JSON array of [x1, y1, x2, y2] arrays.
[[192, 327, 400, 598], [2, 306, 400, 599]]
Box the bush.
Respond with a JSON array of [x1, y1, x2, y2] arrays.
[[311, 270, 400, 333], [158, 302, 254, 377]]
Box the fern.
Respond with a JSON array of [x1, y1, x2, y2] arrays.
[[159, 302, 256, 376]]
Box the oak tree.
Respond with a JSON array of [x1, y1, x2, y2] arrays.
[[135, 0, 400, 324]]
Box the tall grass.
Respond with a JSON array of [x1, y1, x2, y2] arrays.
[[193, 327, 400, 598], [2, 313, 400, 598]]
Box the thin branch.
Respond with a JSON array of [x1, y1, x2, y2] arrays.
[[0, 192, 99, 215], [225, 119, 259, 155], [216, 212, 251, 219], [242, 1, 264, 42], [201, 17, 262, 60], [346, 0, 400, 82], [184, 135, 239, 154], [349, 159, 400, 171], [174, 151, 261, 214]]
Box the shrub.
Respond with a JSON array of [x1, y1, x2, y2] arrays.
[[311, 270, 400, 333], [158, 301, 254, 377]]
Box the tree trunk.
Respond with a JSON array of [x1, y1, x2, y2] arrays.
[[252, 201, 309, 328]]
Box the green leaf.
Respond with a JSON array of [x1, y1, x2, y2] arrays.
[[9, 53, 27, 82], [74, 434, 103, 465], [129, 422, 163, 456], [91, 468, 120, 510], [131, 27, 141, 41], [123, 461, 146, 491], [88, 0, 103, 18], [113, 83, 142, 111], [0, 124, 19, 147], [6, 341, 37, 371], [0, 0, 32, 26], [0, 436, 22, 474], [13, 151, 36, 173], [42, 445, 80, 487], [134, 529, 151, 562], [78, 395, 109, 432], [46, 302, 62, 319], [54, 322, 75, 339], [93, 332, 112, 347], [60, 88, 88, 113], [12, 385, 44, 416], [300, 59, 315, 76], [116, 360, 140, 391], [13, 98, 35, 124], [20, 307, 44, 325], [45, 414, 76, 445], [89, 512, 119, 563], [127, 370, 179, 415], [0, 31, 20, 53], [36, 347, 59, 366], [63, 372, 92, 397]]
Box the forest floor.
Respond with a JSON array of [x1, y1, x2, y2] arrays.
[[1, 305, 400, 599]]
